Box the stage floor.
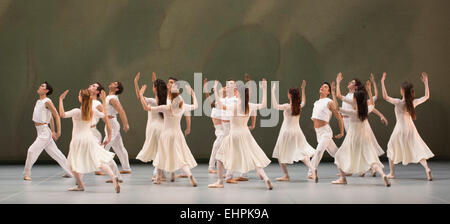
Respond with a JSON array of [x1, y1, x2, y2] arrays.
[[0, 162, 449, 204]]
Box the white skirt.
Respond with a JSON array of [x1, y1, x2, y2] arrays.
[[387, 121, 434, 165], [67, 131, 115, 174], [136, 120, 164, 162], [334, 120, 384, 174], [153, 129, 197, 172], [272, 125, 315, 164], [216, 127, 271, 173]]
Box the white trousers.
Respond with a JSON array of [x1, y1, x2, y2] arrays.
[[208, 124, 226, 169], [23, 125, 73, 177], [92, 127, 122, 179], [308, 125, 338, 174], [104, 118, 131, 171]]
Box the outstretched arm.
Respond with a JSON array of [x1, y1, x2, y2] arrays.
[[271, 83, 282, 110], [138, 85, 152, 111], [58, 90, 69, 118], [371, 108, 388, 126], [366, 80, 374, 106], [381, 72, 397, 104], [110, 98, 129, 132], [414, 72, 430, 106], [336, 72, 344, 100]]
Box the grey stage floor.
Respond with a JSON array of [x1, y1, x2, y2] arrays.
[[0, 162, 449, 204]]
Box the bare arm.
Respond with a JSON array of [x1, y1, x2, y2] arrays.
[[414, 72, 430, 106], [138, 85, 152, 111], [110, 98, 129, 132], [381, 72, 396, 104], [328, 101, 344, 139], [301, 80, 306, 106], [331, 81, 339, 110], [366, 80, 374, 106], [213, 81, 226, 110], [370, 73, 378, 100], [271, 83, 282, 110], [336, 72, 344, 100], [249, 115, 256, 131], [58, 90, 69, 118], [99, 91, 111, 146], [134, 72, 141, 100], [46, 101, 61, 140], [253, 78, 267, 109], [371, 108, 388, 126]]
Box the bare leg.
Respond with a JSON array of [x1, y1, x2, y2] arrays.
[[332, 168, 347, 184], [302, 158, 318, 183], [256, 167, 273, 190], [68, 169, 85, 191], [181, 165, 197, 187], [209, 161, 224, 188], [99, 163, 120, 193], [419, 159, 432, 181], [371, 163, 391, 187], [386, 159, 395, 179], [276, 159, 290, 181]]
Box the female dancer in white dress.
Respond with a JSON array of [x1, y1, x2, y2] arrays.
[[381, 72, 434, 181], [134, 73, 167, 181], [272, 80, 317, 182], [59, 89, 120, 193], [209, 79, 273, 190], [331, 81, 391, 187], [139, 83, 199, 186]]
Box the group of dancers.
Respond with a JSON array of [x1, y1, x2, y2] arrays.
[[23, 71, 434, 192]]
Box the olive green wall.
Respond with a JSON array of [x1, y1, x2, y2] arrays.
[[1, 0, 449, 163]]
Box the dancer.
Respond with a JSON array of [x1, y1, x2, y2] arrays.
[[139, 83, 199, 186], [134, 72, 168, 181], [23, 82, 73, 181], [381, 72, 434, 181], [336, 73, 388, 177], [331, 81, 391, 187], [209, 79, 273, 190], [308, 81, 344, 179], [87, 82, 123, 183], [59, 89, 120, 193], [272, 80, 318, 182], [103, 81, 132, 174]]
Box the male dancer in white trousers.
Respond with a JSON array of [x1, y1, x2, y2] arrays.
[[88, 82, 123, 182], [307, 81, 344, 179], [103, 81, 132, 174], [23, 82, 73, 181]]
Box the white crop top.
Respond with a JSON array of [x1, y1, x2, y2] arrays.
[[106, 95, 119, 116], [221, 96, 238, 121], [32, 98, 52, 124], [311, 98, 333, 122]]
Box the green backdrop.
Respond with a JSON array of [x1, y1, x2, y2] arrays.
[[1, 0, 449, 163]]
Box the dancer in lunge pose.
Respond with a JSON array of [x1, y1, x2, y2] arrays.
[[23, 82, 73, 181], [272, 80, 317, 182], [331, 81, 391, 187], [139, 83, 199, 187], [381, 72, 434, 181], [59, 89, 120, 193]]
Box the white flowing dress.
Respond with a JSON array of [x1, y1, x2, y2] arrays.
[[136, 98, 164, 162]]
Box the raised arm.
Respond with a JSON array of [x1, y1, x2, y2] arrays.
[[110, 97, 129, 132], [253, 78, 267, 109], [138, 85, 152, 111], [134, 72, 141, 100], [414, 72, 430, 106], [381, 72, 397, 104], [183, 85, 198, 111], [99, 90, 112, 146], [213, 80, 226, 110], [366, 80, 374, 106], [203, 78, 215, 108], [58, 90, 69, 118], [370, 73, 378, 101], [271, 82, 282, 110], [301, 80, 306, 106], [331, 81, 339, 110], [336, 72, 344, 100], [46, 100, 61, 141]]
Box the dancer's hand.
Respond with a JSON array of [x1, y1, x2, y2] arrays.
[[52, 132, 60, 141], [59, 90, 69, 100], [381, 72, 387, 82], [99, 90, 106, 101], [123, 124, 129, 133], [203, 78, 208, 92], [301, 80, 306, 90], [139, 84, 147, 96], [245, 73, 250, 83], [365, 80, 371, 91], [331, 81, 336, 92], [152, 72, 156, 83], [185, 85, 193, 95], [336, 72, 343, 83], [101, 136, 111, 147], [184, 128, 191, 136], [134, 72, 140, 84], [370, 73, 375, 83], [421, 72, 428, 83], [334, 133, 344, 139], [248, 125, 255, 131], [381, 116, 388, 126]]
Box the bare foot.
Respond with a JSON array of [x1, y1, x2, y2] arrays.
[[106, 179, 123, 183], [189, 176, 198, 187], [426, 170, 433, 181], [332, 178, 347, 185], [265, 179, 273, 190], [94, 171, 105, 176], [120, 170, 132, 174], [383, 175, 391, 187], [234, 177, 249, 181], [275, 176, 290, 181], [23, 176, 32, 181], [225, 179, 238, 184], [177, 174, 188, 178], [208, 169, 217, 174]]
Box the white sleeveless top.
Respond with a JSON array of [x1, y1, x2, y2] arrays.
[[91, 99, 102, 126], [311, 98, 332, 122], [105, 95, 119, 116], [222, 96, 238, 121], [342, 93, 377, 111], [32, 98, 52, 124]]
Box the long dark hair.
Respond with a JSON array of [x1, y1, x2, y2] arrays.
[[353, 78, 363, 91], [289, 88, 301, 116], [402, 82, 416, 120], [354, 90, 368, 122], [154, 79, 167, 118]]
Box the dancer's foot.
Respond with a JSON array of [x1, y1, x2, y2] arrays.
[[386, 173, 395, 179], [307, 174, 313, 179], [258, 174, 264, 180], [62, 174, 72, 178], [23, 176, 32, 181], [153, 178, 162, 185], [426, 170, 433, 181], [275, 176, 290, 181], [68, 183, 85, 191], [120, 170, 132, 174], [113, 177, 121, 193], [359, 172, 366, 177], [94, 171, 105, 176], [225, 179, 238, 184], [313, 169, 319, 183], [189, 175, 198, 187], [208, 169, 217, 174], [161, 175, 167, 182], [265, 179, 273, 190], [170, 172, 175, 182], [151, 175, 156, 181], [332, 178, 347, 185], [208, 182, 224, 188], [371, 170, 377, 177], [177, 174, 188, 178], [106, 179, 123, 183], [383, 175, 391, 187], [234, 177, 249, 181]]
